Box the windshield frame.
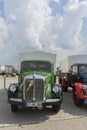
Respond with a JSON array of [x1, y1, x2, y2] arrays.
[[21, 60, 52, 73], [79, 64, 87, 74]]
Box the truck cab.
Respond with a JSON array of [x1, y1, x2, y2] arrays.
[[70, 63, 87, 107], [7, 51, 63, 112]]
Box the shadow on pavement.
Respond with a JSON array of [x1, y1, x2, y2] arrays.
[[0, 89, 57, 126], [61, 90, 87, 117], [1, 82, 87, 127]]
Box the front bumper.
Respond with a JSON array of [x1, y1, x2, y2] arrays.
[[8, 98, 61, 107]]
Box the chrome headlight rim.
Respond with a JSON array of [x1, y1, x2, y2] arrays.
[[9, 84, 17, 92], [83, 85, 87, 90], [53, 85, 59, 93]]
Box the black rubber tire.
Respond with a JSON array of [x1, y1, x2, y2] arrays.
[[73, 89, 83, 107], [52, 104, 61, 113], [64, 87, 68, 92], [63, 87, 68, 92], [11, 104, 18, 112]]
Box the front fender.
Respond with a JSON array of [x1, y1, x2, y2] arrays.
[[74, 82, 83, 99], [51, 84, 63, 101], [8, 83, 22, 99], [45, 84, 51, 99]]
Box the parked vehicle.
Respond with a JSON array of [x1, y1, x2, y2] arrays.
[[59, 55, 87, 92], [4, 51, 63, 112], [0, 65, 13, 76], [70, 63, 87, 107], [59, 55, 87, 107]]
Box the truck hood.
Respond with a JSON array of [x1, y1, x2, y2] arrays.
[[21, 71, 52, 83], [24, 74, 45, 81]]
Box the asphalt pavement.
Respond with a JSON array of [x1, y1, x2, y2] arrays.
[[0, 76, 87, 130]]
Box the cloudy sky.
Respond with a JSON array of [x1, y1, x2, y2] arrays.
[[0, 0, 87, 66]]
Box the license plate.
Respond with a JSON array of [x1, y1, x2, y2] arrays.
[[24, 102, 42, 107], [84, 100, 87, 104]]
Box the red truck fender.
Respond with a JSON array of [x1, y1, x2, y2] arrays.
[[74, 82, 87, 100], [74, 83, 83, 99]]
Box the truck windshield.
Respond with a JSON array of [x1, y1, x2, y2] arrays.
[[21, 61, 51, 72], [79, 65, 87, 74]]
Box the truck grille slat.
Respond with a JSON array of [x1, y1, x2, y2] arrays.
[[25, 79, 44, 102]]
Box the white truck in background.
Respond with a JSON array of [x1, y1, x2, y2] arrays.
[[60, 55, 87, 73], [59, 54, 87, 91], [0, 65, 14, 76], [59, 54, 87, 107]]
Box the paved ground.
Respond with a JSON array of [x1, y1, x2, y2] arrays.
[[0, 76, 87, 130]]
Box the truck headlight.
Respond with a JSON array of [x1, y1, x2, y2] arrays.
[[10, 84, 17, 92], [53, 85, 59, 93], [83, 85, 87, 90]]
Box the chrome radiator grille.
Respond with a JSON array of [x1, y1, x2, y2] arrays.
[[25, 79, 44, 102]]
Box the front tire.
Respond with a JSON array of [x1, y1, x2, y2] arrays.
[[11, 104, 18, 112], [63, 87, 68, 92], [73, 89, 83, 107], [52, 104, 61, 113]]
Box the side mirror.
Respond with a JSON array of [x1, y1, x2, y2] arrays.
[[69, 69, 72, 73]]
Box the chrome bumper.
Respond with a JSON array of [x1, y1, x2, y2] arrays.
[[8, 98, 61, 107]]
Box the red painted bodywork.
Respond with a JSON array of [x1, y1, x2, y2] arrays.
[[74, 82, 87, 100], [59, 73, 70, 88], [61, 79, 68, 88]]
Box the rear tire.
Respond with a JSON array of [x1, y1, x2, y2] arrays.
[[11, 104, 18, 112], [63, 87, 68, 92], [64, 87, 68, 92]]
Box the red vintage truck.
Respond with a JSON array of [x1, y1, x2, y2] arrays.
[[59, 55, 87, 107], [70, 63, 87, 107]]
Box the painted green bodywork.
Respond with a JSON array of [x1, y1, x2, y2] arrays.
[[18, 60, 55, 100]]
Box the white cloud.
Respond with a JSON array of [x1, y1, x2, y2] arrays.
[[50, 0, 60, 3], [39, 0, 87, 65], [64, 0, 79, 11], [4, 0, 52, 51], [0, 0, 87, 66], [0, 17, 8, 49], [0, 0, 52, 65]]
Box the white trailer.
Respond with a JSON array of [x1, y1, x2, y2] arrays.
[[0, 66, 5, 74], [5, 65, 13, 74], [19, 51, 57, 72], [60, 55, 87, 73], [0, 65, 13, 76], [59, 55, 87, 92]]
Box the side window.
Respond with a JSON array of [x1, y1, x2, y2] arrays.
[[72, 65, 77, 74]]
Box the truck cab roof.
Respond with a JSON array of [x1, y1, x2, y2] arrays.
[[71, 63, 87, 66]]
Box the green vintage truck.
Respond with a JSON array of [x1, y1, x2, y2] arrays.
[[6, 51, 62, 112]]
